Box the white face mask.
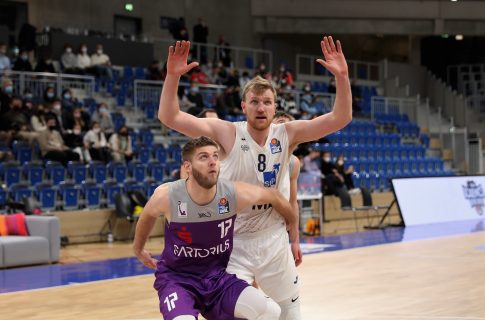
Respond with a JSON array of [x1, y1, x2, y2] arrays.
[[66, 48, 72, 53], [323, 157, 331, 163], [337, 160, 344, 166], [53, 104, 61, 111], [93, 128, 101, 133], [97, 49, 103, 55], [73, 129, 81, 135], [81, 47, 87, 53]]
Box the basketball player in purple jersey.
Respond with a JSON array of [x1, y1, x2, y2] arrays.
[[133, 136, 297, 320], [158, 36, 351, 319]]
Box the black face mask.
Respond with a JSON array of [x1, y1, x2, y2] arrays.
[[120, 132, 128, 137], [48, 125, 56, 131]]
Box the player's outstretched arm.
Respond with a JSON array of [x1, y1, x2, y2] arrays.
[[158, 41, 235, 154], [286, 36, 352, 145], [289, 156, 303, 266], [234, 181, 298, 241], [133, 184, 170, 270]]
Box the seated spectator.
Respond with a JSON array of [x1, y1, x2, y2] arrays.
[[0, 43, 11, 72], [186, 83, 205, 116], [90, 44, 112, 79], [335, 154, 355, 190], [320, 151, 346, 196], [61, 44, 79, 73], [43, 86, 57, 107], [300, 82, 319, 118], [13, 50, 33, 71], [0, 97, 30, 133], [45, 98, 69, 134], [148, 60, 163, 81], [255, 62, 272, 81], [61, 88, 77, 111], [65, 107, 90, 132], [83, 121, 111, 163], [35, 56, 56, 73], [64, 123, 89, 162], [91, 103, 114, 136], [31, 104, 48, 132], [276, 64, 294, 88], [77, 44, 91, 74], [239, 71, 251, 90], [189, 66, 209, 84], [108, 125, 134, 162], [0, 78, 14, 116], [38, 116, 80, 166], [215, 85, 242, 117], [303, 147, 321, 177]]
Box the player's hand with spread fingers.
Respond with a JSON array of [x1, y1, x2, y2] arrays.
[[316, 36, 348, 78], [167, 40, 199, 76], [135, 249, 158, 270]]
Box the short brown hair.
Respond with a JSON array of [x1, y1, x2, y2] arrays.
[[182, 136, 219, 161], [241, 75, 277, 102]]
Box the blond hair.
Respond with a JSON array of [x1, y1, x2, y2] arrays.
[[241, 75, 277, 102]]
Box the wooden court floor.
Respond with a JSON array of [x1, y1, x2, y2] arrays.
[[2, 230, 485, 320]]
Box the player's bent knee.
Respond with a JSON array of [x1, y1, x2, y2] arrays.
[[278, 296, 301, 320], [173, 316, 197, 320], [255, 299, 281, 320]]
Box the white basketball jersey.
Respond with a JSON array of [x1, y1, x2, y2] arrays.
[[220, 121, 291, 234]]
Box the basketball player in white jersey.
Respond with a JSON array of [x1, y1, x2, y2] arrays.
[[158, 37, 352, 319]]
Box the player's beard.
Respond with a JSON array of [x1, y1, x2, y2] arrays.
[[248, 115, 272, 131], [192, 166, 219, 189]]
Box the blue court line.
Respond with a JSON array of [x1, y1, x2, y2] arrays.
[[1, 219, 484, 294]]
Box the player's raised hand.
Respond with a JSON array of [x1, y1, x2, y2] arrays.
[[167, 40, 199, 76], [316, 36, 348, 78]]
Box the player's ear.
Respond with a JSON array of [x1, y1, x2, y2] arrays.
[[241, 100, 247, 114]]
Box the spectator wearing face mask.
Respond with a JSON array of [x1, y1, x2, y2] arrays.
[[335, 154, 356, 190], [43, 86, 57, 107], [13, 50, 33, 71], [91, 103, 114, 136], [0, 78, 14, 116], [0, 43, 11, 72], [83, 121, 112, 163], [300, 82, 319, 118], [320, 151, 346, 196], [186, 82, 205, 116], [37, 116, 80, 166], [90, 44, 112, 79], [61, 44, 79, 74], [31, 104, 48, 132], [45, 98, 67, 134], [109, 125, 134, 162], [61, 89, 76, 111], [0, 97, 30, 132], [64, 123, 90, 162], [77, 44, 91, 74]]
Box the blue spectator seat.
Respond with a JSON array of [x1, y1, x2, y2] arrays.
[[103, 180, 122, 208], [154, 144, 167, 163], [58, 182, 80, 210], [23, 162, 44, 186], [10, 183, 33, 203], [36, 183, 57, 212], [88, 161, 108, 184], [45, 161, 66, 185], [82, 181, 102, 209], [147, 162, 165, 182], [12, 141, 33, 165], [3, 162, 21, 187], [107, 162, 128, 184], [67, 161, 89, 184], [128, 161, 147, 182], [137, 147, 151, 163]]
